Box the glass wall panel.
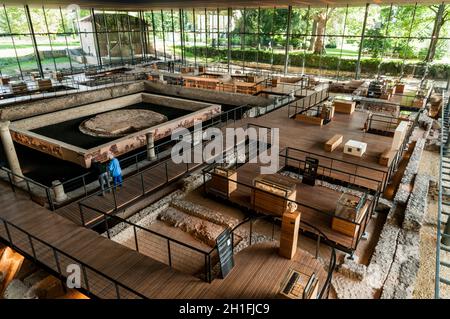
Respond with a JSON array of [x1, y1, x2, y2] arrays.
[[0, 4, 448, 81]]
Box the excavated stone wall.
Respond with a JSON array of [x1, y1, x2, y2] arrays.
[[0, 82, 145, 121], [331, 120, 432, 299], [395, 138, 426, 205]]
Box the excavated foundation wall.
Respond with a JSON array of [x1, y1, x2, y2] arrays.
[[144, 81, 272, 107], [0, 82, 145, 121]]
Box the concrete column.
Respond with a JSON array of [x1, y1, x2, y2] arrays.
[[0, 121, 23, 183], [52, 180, 67, 203], [146, 132, 156, 161]]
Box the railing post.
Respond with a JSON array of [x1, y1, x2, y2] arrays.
[[53, 249, 67, 293], [133, 225, 139, 252], [78, 203, 86, 227], [208, 254, 212, 283], [6, 171, 15, 193], [167, 239, 172, 267], [27, 234, 37, 262], [249, 219, 253, 246], [81, 265, 90, 291], [115, 283, 121, 299], [104, 215, 110, 239], [316, 234, 321, 259], [140, 173, 145, 195], [3, 221, 13, 244], [165, 162, 169, 182], [26, 180, 32, 199], [204, 254, 208, 282], [112, 186, 118, 211], [82, 176, 87, 197], [46, 188, 55, 211]]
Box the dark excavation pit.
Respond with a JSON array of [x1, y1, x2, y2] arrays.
[[0, 136, 174, 189], [30, 102, 192, 149], [0, 99, 251, 189]]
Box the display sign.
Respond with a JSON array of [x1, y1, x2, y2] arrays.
[[302, 157, 319, 186], [216, 228, 234, 279]]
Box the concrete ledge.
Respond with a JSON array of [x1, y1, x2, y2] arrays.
[[0, 82, 145, 121], [144, 80, 272, 107]]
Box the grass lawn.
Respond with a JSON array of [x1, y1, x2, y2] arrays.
[[0, 56, 72, 75], [0, 42, 80, 49], [324, 48, 359, 57]]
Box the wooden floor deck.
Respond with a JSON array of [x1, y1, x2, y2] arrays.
[[56, 159, 202, 226], [234, 102, 391, 186], [0, 181, 328, 299], [207, 161, 370, 251]]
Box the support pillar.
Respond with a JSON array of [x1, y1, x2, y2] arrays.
[[146, 132, 156, 161], [52, 180, 67, 203], [0, 121, 23, 183]]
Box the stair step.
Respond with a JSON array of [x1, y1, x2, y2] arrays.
[[441, 261, 450, 268]]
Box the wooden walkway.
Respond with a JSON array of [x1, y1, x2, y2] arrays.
[[0, 180, 328, 299], [207, 161, 371, 251], [56, 159, 202, 226], [231, 101, 391, 187]]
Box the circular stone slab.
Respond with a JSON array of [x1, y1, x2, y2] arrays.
[[79, 109, 168, 138]]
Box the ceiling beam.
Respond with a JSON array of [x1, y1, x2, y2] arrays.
[[5, 0, 449, 11]]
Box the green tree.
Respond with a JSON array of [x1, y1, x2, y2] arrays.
[[425, 4, 450, 62], [362, 28, 390, 58], [0, 7, 29, 35]]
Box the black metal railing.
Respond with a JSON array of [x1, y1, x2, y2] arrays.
[[282, 146, 386, 193], [76, 203, 215, 283], [0, 166, 55, 210], [0, 216, 148, 299], [0, 71, 147, 107], [0, 69, 318, 211], [288, 88, 330, 118], [77, 122, 273, 220], [78, 157, 200, 220], [202, 159, 377, 254], [227, 210, 336, 299]]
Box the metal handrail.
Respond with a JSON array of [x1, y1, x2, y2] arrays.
[[1, 70, 312, 211], [280, 153, 384, 188], [282, 146, 388, 176], [228, 213, 336, 299], [0, 166, 55, 210], [58, 86, 286, 192], [436, 90, 449, 299], [79, 195, 215, 283], [79, 202, 210, 256], [203, 166, 374, 253], [0, 216, 148, 299]]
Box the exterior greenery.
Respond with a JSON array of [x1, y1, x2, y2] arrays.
[[0, 4, 449, 80], [183, 46, 450, 79]]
